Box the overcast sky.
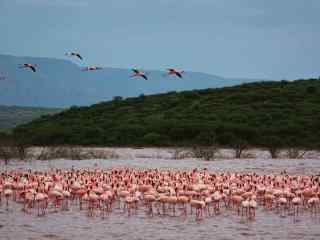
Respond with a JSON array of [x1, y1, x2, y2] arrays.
[[1, 0, 319, 79]]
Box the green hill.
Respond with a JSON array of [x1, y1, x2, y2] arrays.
[[13, 79, 320, 150], [0, 106, 62, 132]]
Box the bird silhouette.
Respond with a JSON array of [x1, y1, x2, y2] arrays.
[[131, 69, 148, 80], [82, 66, 104, 71], [66, 52, 83, 60], [167, 68, 184, 78], [19, 64, 37, 72]]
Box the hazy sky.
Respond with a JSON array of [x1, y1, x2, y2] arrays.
[[1, 0, 319, 79]]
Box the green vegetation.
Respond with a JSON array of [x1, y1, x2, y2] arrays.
[[13, 79, 320, 152], [0, 105, 62, 132]]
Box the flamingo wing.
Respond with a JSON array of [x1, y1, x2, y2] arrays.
[[30, 66, 36, 72], [76, 54, 83, 60], [132, 69, 139, 74], [142, 74, 148, 80], [176, 72, 182, 78]]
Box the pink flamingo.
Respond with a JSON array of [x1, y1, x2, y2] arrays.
[[131, 69, 148, 80], [1, 168, 320, 222], [144, 194, 156, 216], [308, 197, 320, 215], [19, 63, 37, 72], [4, 189, 13, 210], [190, 199, 205, 220], [167, 68, 184, 78], [35, 192, 48, 216], [82, 66, 103, 71], [66, 52, 83, 60], [248, 197, 257, 220]]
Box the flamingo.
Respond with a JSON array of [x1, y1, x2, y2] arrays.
[[292, 196, 302, 216], [4, 189, 13, 210], [130, 69, 148, 80], [277, 197, 288, 216], [177, 195, 189, 216], [35, 192, 48, 216], [167, 68, 184, 78], [144, 194, 156, 216], [62, 190, 71, 211], [308, 197, 319, 215], [166, 195, 178, 216], [88, 191, 99, 217], [19, 63, 37, 72], [190, 199, 205, 220], [82, 66, 103, 71], [124, 196, 137, 216], [65, 52, 83, 60], [212, 191, 223, 214], [1, 168, 320, 223], [248, 198, 257, 219], [24, 190, 36, 213], [241, 198, 250, 217]]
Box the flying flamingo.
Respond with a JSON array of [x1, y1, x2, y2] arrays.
[[19, 63, 37, 72], [66, 52, 83, 60], [82, 66, 104, 71], [167, 68, 184, 78], [130, 69, 148, 80]]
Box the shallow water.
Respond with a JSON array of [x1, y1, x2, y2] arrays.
[[1, 157, 320, 240]]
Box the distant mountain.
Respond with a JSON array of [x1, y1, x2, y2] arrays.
[[0, 54, 261, 107], [0, 105, 62, 131]]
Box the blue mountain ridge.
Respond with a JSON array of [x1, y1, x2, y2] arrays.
[[0, 54, 261, 108]]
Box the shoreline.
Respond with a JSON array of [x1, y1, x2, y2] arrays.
[[18, 146, 320, 160]]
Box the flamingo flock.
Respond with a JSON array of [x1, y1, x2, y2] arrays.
[[15, 51, 184, 79], [1, 168, 319, 221]]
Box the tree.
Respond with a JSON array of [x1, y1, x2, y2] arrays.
[[0, 133, 12, 164], [142, 132, 169, 146], [192, 133, 218, 161], [195, 131, 216, 146], [232, 136, 249, 158], [11, 79, 320, 150], [113, 96, 123, 101], [231, 124, 255, 158], [260, 135, 284, 159], [0, 133, 29, 164]]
